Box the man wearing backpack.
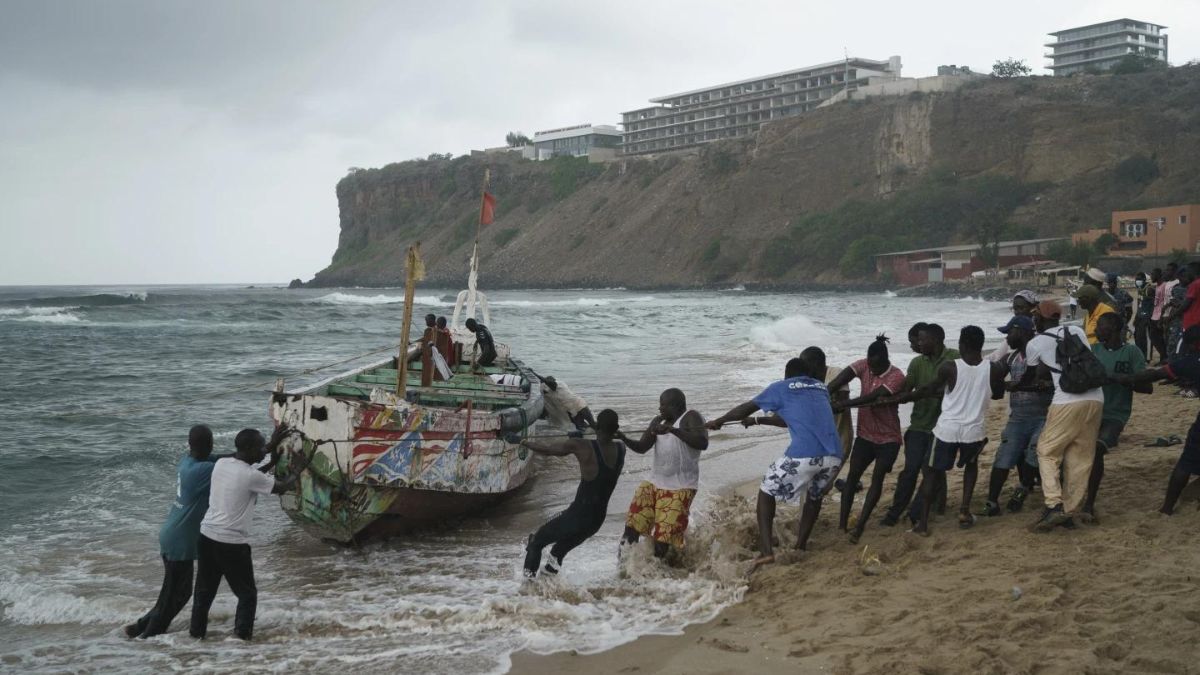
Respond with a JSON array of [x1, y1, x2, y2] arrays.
[[1019, 300, 1105, 532]]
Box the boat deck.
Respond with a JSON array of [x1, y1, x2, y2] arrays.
[[322, 360, 532, 411]]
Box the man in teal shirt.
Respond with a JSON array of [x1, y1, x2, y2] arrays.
[[124, 425, 225, 638], [881, 323, 959, 526], [1084, 313, 1150, 521]]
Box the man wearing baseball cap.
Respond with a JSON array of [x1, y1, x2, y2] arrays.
[[1076, 284, 1115, 346], [1114, 325, 1200, 515], [980, 314, 1050, 517], [1016, 300, 1104, 531]]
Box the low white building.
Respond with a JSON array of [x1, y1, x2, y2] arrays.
[[532, 124, 621, 162]]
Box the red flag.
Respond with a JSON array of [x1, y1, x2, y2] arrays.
[[479, 191, 497, 226]]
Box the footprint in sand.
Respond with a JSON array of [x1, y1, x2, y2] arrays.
[[700, 637, 750, 653]]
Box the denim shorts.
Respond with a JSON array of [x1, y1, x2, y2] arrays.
[[994, 416, 1044, 470]]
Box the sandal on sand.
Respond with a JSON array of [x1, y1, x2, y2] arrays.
[[1168, 435, 1184, 446], [1145, 437, 1171, 447], [959, 513, 976, 529]]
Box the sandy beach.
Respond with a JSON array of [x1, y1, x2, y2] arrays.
[[512, 386, 1200, 675]]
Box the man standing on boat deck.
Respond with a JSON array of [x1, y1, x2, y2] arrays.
[[518, 409, 625, 577], [125, 425, 227, 639], [464, 318, 497, 367], [189, 426, 310, 641], [618, 388, 708, 559], [706, 349, 843, 567]]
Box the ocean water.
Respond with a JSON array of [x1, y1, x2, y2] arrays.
[[0, 286, 1011, 673]]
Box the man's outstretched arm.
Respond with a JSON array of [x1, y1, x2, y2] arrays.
[[705, 401, 760, 430]]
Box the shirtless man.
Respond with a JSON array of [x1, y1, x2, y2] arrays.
[[708, 348, 843, 566], [520, 410, 625, 577], [618, 389, 708, 558]]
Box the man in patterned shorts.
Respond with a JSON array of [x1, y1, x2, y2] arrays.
[[707, 348, 844, 569], [618, 388, 709, 559]]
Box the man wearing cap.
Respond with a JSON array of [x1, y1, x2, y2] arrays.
[[988, 290, 1038, 364], [1077, 285, 1115, 346], [1018, 300, 1104, 531], [1083, 312, 1150, 522], [1113, 325, 1200, 515], [1083, 267, 1120, 309], [980, 314, 1050, 517]]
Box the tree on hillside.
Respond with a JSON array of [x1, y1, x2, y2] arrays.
[[505, 131, 531, 147], [991, 58, 1032, 78], [1093, 232, 1119, 254], [1111, 54, 1168, 75]]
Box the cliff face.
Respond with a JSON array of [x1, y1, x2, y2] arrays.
[[309, 67, 1200, 289]]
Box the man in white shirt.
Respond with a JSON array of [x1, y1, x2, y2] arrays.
[[189, 425, 309, 640], [541, 375, 595, 431], [1018, 300, 1105, 532]]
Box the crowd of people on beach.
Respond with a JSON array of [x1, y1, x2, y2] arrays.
[[521, 262, 1200, 577], [124, 263, 1200, 640]]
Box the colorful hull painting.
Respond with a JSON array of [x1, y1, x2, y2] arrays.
[[269, 356, 542, 543]]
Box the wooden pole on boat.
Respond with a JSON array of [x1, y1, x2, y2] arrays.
[[396, 243, 425, 398]]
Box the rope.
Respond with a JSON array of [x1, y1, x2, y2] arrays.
[[54, 342, 405, 419]]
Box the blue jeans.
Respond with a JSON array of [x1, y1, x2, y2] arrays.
[[994, 416, 1044, 470]]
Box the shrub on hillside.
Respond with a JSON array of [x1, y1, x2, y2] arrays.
[[1114, 154, 1160, 186]]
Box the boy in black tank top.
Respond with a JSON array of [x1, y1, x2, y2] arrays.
[[518, 409, 626, 578]]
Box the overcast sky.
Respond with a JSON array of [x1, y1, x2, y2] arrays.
[[1, 0, 1195, 285]]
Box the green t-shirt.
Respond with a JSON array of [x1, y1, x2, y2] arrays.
[[1091, 342, 1146, 424], [905, 347, 961, 432]]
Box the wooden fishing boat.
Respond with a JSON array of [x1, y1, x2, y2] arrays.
[[270, 178, 543, 543]]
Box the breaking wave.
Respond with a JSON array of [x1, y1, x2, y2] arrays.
[[749, 314, 830, 351], [313, 293, 450, 306], [0, 306, 83, 324]]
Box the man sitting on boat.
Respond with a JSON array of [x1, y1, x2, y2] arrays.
[[518, 409, 626, 578], [407, 314, 437, 364], [464, 318, 497, 367], [435, 316, 456, 367], [541, 375, 596, 431]]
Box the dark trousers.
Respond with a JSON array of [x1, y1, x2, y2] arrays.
[[524, 506, 602, 574], [1134, 316, 1150, 361], [130, 556, 194, 637], [189, 534, 257, 640], [885, 430, 946, 522]]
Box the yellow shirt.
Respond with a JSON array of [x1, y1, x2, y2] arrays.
[[1084, 303, 1115, 345]]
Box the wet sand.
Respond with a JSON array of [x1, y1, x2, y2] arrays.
[[512, 386, 1200, 674]]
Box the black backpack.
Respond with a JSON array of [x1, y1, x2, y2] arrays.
[[1040, 327, 1107, 394]]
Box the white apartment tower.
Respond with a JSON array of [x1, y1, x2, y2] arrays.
[[1046, 19, 1168, 76], [621, 56, 902, 156]]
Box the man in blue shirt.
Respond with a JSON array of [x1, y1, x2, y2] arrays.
[[707, 347, 843, 570], [124, 425, 225, 638]]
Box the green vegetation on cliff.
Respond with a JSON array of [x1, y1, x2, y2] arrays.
[[309, 65, 1200, 289]]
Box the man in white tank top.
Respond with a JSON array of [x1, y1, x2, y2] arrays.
[[886, 326, 1004, 535], [617, 388, 708, 559]]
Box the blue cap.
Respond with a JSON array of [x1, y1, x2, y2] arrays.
[[998, 315, 1035, 334]]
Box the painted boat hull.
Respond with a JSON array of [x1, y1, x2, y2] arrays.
[[269, 356, 542, 543]]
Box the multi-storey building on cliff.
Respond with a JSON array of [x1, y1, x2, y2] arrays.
[[1046, 18, 1168, 76]]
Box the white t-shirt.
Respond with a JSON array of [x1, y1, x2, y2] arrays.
[[200, 457, 276, 545], [1024, 325, 1105, 406]]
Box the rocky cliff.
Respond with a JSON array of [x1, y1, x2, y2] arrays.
[[307, 66, 1200, 289]]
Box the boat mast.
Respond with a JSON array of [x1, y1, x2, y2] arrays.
[[395, 243, 424, 397], [466, 168, 490, 322]]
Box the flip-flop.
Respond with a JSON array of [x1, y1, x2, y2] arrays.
[[959, 513, 976, 529], [1145, 437, 1171, 447], [1168, 435, 1184, 446]]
